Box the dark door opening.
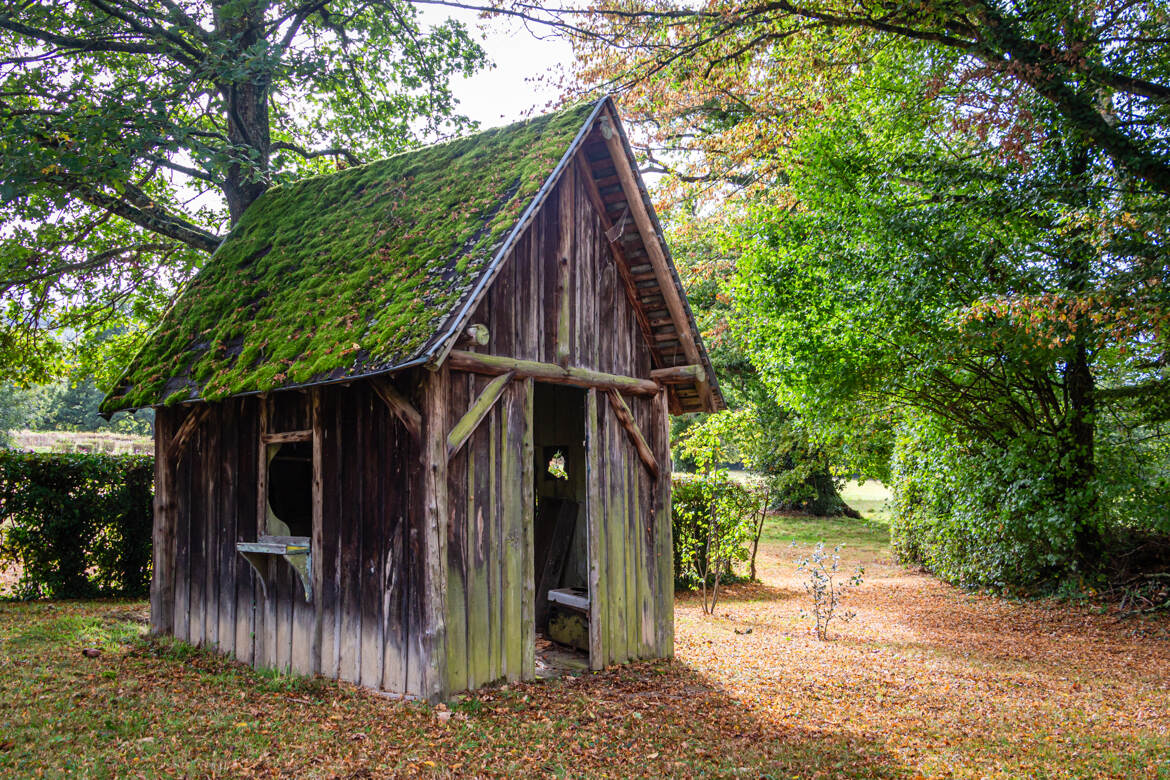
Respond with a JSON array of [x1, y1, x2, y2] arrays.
[[531, 383, 590, 675]]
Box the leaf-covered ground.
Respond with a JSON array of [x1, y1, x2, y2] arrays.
[[1, 508, 1167, 778]]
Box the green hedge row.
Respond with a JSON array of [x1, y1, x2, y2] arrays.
[[0, 451, 153, 599]]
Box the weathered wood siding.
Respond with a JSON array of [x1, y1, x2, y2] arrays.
[[444, 374, 532, 691], [156, 382, 425, 697], [443, 159, 673, 687]]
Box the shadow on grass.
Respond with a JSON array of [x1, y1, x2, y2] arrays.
[[675, 579, 801, 606], [0, 599, 908, 779], [538, 658, 907, 779]]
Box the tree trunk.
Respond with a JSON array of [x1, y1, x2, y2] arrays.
[[216, 1, 271, 225], [802, 463, 860, 518]]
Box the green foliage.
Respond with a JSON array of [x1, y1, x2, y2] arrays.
[[102, 102, 596, 411], [670, 473, 754, 595], [0, 452, 153, 599], [7, 377, 153, 436], [0, 0, 488, 385], [728, 44, 1168, 589]]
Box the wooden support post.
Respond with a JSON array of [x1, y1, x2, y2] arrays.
[[606, 390, 660, 480], [447, 371, 515, 460], [421, 368, 450, 702], [650, 364, 707, 385], [598, 109, 714, 409], [520, 377, 536, 680], [372, 378, 422, 440], [445, 350, 658, 397]]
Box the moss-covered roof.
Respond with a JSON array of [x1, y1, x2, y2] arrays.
[[102, 101, 599, 413]]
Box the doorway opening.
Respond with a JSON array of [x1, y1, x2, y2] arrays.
[[531, 383, 590, 676]]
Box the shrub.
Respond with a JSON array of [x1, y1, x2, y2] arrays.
[[0, 451, 153, 599], [671, 473, 757, 608]]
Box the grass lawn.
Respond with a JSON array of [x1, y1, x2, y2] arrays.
[[2, 510, 1167, 778]]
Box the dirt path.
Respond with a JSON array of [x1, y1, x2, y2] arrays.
[[674, 528, 1170, 778]]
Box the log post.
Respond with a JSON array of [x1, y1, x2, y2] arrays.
[[420, 367, 450, 702]]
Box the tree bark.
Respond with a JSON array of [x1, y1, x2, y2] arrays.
[[216, 1, 271, 225]]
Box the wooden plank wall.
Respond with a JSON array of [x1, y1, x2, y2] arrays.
[[444, 374, 531, 691], [449, 153, 674, 687], [161, 382, 424, 697]]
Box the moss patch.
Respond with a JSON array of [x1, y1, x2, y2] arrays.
[[102, 101, 597, 412]]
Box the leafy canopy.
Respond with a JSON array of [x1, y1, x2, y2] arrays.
[[0, 0, 487, 384]]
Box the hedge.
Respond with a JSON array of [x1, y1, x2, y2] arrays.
[[0, 451, 153, 599]]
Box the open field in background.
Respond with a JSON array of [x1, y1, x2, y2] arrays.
[[1, 513, 1167, 778], [9, 430, 153, 455]]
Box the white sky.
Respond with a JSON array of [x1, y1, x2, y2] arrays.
[[419, 6, 574, 128]]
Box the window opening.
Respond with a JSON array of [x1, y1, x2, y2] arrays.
[[266, 440, 313, 538]]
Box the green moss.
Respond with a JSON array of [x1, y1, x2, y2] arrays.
[[102, 101, 597, 412]]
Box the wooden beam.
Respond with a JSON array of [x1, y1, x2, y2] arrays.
[[420, 368, 449, 702], [260, 429, 312, 444], [650, 364, 707, 385], [597, 110, 714, 409], [606, 390, 660, 481], [446, 350, 659, 397], [372, 379, 421, 440], [446, 371, 514, 460], [150, 409, 176, 636], [167, 405, 210, 465]]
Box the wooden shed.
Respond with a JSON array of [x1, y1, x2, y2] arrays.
[[102, 97, 723, 701]]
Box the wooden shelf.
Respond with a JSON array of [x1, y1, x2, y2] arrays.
[[236, 535, 312, 602]]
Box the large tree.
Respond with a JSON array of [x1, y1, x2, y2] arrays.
[[0, 0, 486, 382]]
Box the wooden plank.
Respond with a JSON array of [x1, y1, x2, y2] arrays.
[[204, 411, 219, 652], [487, 406, 502, 682], [359, 390, 384, 689], [372, 378, 421, 441], [555, 161, 574, 366], [585, 389, 605, 670], [624, 441, 638, 659], [447, 370, 514, 460], [150, 409, 175, 636], [233, 398, 257, 666], [444, 374, 469, 694], [255, 396, 273, 669], [598, 108, 712, 409], [446, 351, 657, 396], [466, 399, 490, 690], [653, 388, 674, 656], [319, 391, 341, 679], [338, 391, 362, 683], [260, 429, 312, 444], [503, 383, 524, 681], [187, 421, 206, 649], [172, 432, 192, 644], [217, 402, 238, 660], [420, 367, 450, 702], [606, 404, 628, 665], [606, 390, 660, 480], [310, 390, 324, 675], [382, 399, 410, 694], [650, 364, 706, 385], [520, 379, 536, 680]]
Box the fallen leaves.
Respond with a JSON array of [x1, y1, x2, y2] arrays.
[[0, 522, 1167, 778]]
